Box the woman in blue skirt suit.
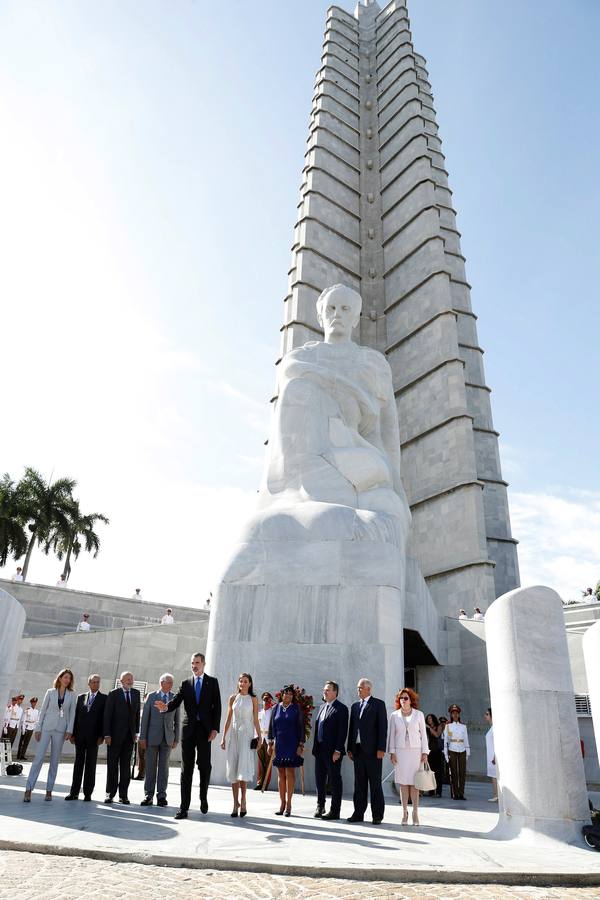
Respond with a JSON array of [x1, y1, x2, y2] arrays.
[[267, 685, 305, 816]]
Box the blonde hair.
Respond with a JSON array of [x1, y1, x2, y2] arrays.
[[54, 668, 74, 691]]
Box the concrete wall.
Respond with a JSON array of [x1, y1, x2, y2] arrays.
[[0, 578, 202, 636]]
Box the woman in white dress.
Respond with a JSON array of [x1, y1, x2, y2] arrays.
[[220, 673, 262, 817], [387, 688, 429, 826], [484, 707, 497, 801]]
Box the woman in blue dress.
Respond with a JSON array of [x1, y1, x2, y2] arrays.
[[267, 685, 305, 816]]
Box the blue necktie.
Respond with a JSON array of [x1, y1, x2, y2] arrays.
[[318, 705, 327, 742], [195, 678, 201, 704]]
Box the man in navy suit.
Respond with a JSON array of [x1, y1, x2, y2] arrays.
[[347, 677, 388, 824], [312, 680, 349, 821], [155, 652, 221, 819]]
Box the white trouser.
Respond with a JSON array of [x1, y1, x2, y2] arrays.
[[26, 730, 66, 791]]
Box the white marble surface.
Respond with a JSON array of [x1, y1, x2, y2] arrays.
[[583, 621, 600, 767], [486, 585, 590, 842], [206, 286, 414, 787], [0, 587, 26, 711]]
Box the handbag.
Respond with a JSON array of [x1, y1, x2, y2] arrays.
[[414, 760, 436, 792], [250, 737, 258, 750], [6, 763, 23, 776]]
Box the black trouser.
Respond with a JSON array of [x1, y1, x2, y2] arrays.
[[17, 730, 34, 760], [71, 739, 99, 797], [428, 749, 444, 796], [180, 723, 211, 812], [352, 745, 384, 821], [106, 737, 134, 799], [314, 744, 343, 814], [448, 750, 467, 799]]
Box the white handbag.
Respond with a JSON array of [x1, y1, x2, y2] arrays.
[[414, 760, 436, 792]]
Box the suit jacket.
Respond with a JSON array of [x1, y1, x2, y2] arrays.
[[140, 690, 181, 745], [36, 688, 77, 734], [387, 709, 428, 753], [73, 691, 107, 744], [103, 687, 141, 745], [347, 696, 388, 756], [312, 698, 349, 757], [166, 674, 221, 741]]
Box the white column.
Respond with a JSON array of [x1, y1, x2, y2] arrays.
[[0, 588, 26, 710], [486, 585, 589, 841], [583, 620, 600, 768]]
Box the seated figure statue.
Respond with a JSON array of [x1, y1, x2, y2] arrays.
[[222, 283, 411, 580]]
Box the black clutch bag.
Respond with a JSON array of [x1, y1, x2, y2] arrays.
[[250, 737, 259, 750]]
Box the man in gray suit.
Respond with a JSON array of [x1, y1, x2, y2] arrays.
[[139, 673, 181, 807]]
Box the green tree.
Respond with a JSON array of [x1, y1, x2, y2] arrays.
[[47, 502, 109, 580], [0, 474, 29, 567], [19, 468, 77, 580]]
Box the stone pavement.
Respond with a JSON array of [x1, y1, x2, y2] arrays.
[[0, 850, 599, 900], [0, 764, 598, 889]]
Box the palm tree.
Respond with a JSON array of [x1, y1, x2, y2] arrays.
[[0, 474, 29, 568], [19, 468, 77, 580], [48, 502, 110, 580]]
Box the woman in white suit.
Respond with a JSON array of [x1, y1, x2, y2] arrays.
[[24, 668, 76, 802], [387, 687, 429, 826]]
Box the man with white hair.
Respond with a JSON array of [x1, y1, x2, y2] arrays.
[[346, 677, 388, 824], [139, 674, 181, 807]]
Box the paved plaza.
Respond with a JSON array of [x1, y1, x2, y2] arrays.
[[1, 849, 600, 900], [0, 764, 598, 891]]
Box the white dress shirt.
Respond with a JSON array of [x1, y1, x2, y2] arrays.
[[22, 707, 40, 732], [444, 722, 470, 759], [473, 612, 485, 621], [161, 614, 175, 625]]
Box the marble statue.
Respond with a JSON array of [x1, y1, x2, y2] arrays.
[[206, 285, 412, 787], [228, 283, 411, 577]]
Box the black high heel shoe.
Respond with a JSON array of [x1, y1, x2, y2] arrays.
[[275, 803, 285, 815], [231, 805, 239, 818], [240, 807, 247, 817]]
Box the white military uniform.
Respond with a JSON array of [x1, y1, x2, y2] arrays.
[[76, 620, 91, 632], [160, 614, 174, 625]]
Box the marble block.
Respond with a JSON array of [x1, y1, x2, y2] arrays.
[[0, 588, 26, 710], [583, 621, 600, 768], [486, 585, 590, 842]]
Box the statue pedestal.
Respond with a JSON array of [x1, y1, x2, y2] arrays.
[[205, 526, 405, 789]]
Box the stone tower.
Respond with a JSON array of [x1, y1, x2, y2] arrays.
[[278, 0, 519, 615]]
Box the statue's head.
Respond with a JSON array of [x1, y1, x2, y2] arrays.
[[316, 284, 362, 343]]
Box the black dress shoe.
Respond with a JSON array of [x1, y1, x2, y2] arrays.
[[64, 795, 78, 801], [321, 810, 340, 821], [372, 818, 383, 824], [314, 806, 325, 818], [119, 797, 131, 805], [200, 800, 208, 814], [157, 798, 168, 807], [83, 796, 92, 802], [140, 797, 153, 806], [104, 795, 113, 804], [174, 809, 188, 820], [346, 814, 364, 822]]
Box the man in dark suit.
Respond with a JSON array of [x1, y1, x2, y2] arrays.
[[347, 676, 388, 824], [103, 671, 141, 804], [155, 652, 221, 820], [65, 674, 106, 801], [312, 680, 349, 821]]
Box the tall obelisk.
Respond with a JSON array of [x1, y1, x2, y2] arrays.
[[280, 0, 519, 615]]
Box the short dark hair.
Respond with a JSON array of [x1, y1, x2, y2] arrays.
[[324, 681, 339, 695], [192, 653, 205, 663]]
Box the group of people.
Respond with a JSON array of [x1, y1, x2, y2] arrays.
[[458, 607, 485, 621], [3, 695, 39, 760], [15, 654, 498, 825]]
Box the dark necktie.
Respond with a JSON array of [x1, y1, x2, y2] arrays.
[[125, 690, 131, 707], [317, 705, 328, 742]]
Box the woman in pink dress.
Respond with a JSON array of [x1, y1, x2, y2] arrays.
[[387, 687, 428, 826]]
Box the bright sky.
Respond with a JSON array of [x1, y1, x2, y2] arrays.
[[1, 0, 598, 606]]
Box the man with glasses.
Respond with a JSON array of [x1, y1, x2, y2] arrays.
[[346, 678, 388, 824]]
